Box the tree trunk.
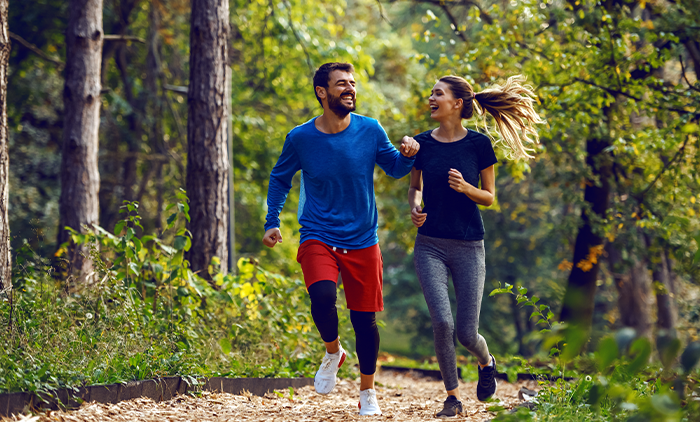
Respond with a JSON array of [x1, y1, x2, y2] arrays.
[[607, 234, 653, 340], [226, 66, 235, 271], [145, 1, 164, 231], [645, 236, 678, 336], [0, 0, 10, 293], [559, 137, 612, 330], [58, 0, 103, 279], [186, 0, 229, 278]]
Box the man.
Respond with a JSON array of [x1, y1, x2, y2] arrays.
[[262, 62, 418, 416]]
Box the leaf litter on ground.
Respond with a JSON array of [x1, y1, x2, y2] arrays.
[[2, 369, 538, 421]]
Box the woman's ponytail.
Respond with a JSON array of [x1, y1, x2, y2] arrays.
[[473, 75, 543, 160], [438, 75, 544, 160]]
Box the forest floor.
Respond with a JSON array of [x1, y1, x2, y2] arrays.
[[4, 369, 538, 421]]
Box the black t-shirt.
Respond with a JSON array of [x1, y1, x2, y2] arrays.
[[413, 129, 498, 241]]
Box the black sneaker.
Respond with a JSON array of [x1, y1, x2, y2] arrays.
[[435, 395, 463, 418], [476, 354, 498, 401]]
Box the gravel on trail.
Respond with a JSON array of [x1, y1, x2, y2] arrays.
[[3, 370, 538, 422]]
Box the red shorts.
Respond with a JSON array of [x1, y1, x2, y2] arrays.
[[297, 240, 383, 312]]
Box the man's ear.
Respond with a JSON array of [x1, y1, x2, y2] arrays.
[[316, 86, 327, 102]]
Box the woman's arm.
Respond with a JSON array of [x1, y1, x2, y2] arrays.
[[408, 168, 427, 227], [447, 165, 495, 206]]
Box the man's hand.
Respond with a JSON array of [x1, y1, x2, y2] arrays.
[[411, 206, 427, 228], [400, 136, 420, 157], [262, 228, 283, 248]]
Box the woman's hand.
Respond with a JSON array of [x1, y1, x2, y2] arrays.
[[411, 206, 427, 228], [448, 168, 474, 194]]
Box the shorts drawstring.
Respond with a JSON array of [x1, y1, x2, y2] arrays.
[[332, 246, 348, 254]]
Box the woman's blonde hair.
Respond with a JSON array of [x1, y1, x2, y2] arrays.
[[439, 75, 544, 160]]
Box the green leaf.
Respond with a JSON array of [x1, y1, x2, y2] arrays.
[[219, 338, 232, 355], [681, 341, 700, 373], [596, 336, 618, 370], [615, 327, 637, 353], [125, 227, 135, 241], [128, 262, 140, 276], [174, 236, 188, 251], [658, 335, 681, 368], [625, 337, 652, 375], [681, 123, 698, 133], [114, 221, 126, 236], [531, 296, 539, 304], [167, 213, 178, 228], [132, 237, 142, 253]]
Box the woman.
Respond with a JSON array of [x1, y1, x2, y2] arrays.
[[408, 75, 542, 418]]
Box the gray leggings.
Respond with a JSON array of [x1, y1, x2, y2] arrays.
[[414, 234, 490, 391]]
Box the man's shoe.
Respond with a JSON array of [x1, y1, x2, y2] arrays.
[[358, 388, 382, 416], [314, 344, 346, 395], [476, 354, 498, 401], [435, 395, 463, 418]]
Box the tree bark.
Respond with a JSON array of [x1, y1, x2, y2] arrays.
[[559, 137, 613, 330], [58, 0, 103, 279], [186, 0, 229, 278], [145, 1, 164, 231], [645, 235, 678, 336], [0, 0, 10, 293], [607, 234, 653, 340]]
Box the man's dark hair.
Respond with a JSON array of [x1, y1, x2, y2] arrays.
[[313, 62, 355, 107]]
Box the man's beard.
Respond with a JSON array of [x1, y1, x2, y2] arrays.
[[327, 91, 356, 118]]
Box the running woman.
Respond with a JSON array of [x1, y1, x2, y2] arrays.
[[408, 75, 543, 418], [263, 62, 419, 416]]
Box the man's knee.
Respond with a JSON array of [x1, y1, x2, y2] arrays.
[[308, 280, 337, 308], [350, 310, 377, 331]]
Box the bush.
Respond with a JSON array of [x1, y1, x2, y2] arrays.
[[0, 193, 355, 394]]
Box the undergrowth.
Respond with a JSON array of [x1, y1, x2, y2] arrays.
[[0, 192, 355, 394]]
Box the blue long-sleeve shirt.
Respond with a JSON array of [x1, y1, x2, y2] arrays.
[[264, 113, 415, 249]]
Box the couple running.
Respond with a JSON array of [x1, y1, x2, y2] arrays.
[[262, 62, 542, 417]]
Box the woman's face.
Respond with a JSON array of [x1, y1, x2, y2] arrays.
[[429, 81, 461, 121]]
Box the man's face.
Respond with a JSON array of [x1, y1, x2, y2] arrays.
[[323, 70, 356, 117]]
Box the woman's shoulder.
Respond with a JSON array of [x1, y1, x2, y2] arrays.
[[413, 129, 434, 143], [467, 128, 491, 143]]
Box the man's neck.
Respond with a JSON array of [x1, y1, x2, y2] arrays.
[[315, 110, 352, 134]]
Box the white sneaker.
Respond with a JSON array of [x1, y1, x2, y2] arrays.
[[358, 388, 382, 416], [314, 344, 346, 395]]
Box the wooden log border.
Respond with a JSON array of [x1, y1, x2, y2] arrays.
[[0, 376, 314, 417], [379, 365, 575, 382]]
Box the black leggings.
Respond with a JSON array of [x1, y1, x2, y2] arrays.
[[308, 280, 380, 375]]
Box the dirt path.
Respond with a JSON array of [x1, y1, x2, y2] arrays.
[[5, 370, 537, 421]]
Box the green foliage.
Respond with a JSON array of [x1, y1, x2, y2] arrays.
[[490, 287, 700, 421], [0, 194, 356, 394]]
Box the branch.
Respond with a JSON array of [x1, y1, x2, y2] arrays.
[[284, 0, 314, 75], [440, 3, 468, 43], [574, 77, 698, 116], [376, 0, 394, 27], [574, 77, 641, 101], [104, 34, 146, 44], [163, 84, 188, 94], [634, 134, 691, 200], [9, 32, 64, 69], [679, 54, 700, 93]]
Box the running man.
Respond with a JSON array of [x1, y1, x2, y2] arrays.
[[262, 62, 419, 416]]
